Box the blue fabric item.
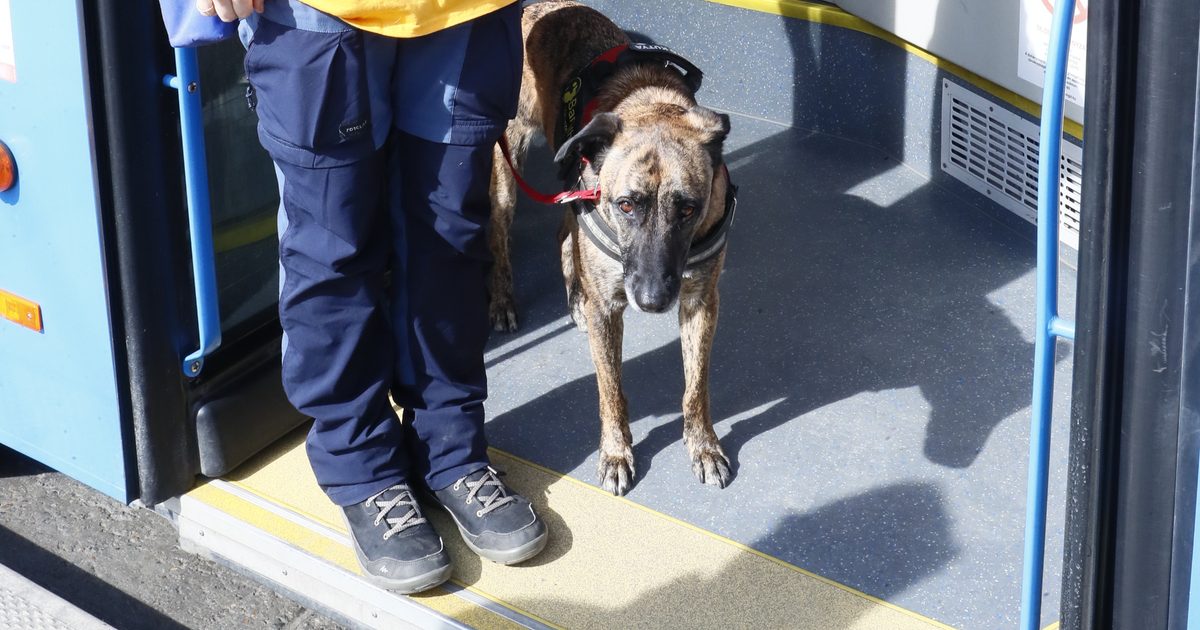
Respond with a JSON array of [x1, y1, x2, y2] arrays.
[[387, 131, 495, 491], [392, 2, 522, 145], [243, 19, 376, 168], [158, 0, 237, 47], [260, 0, 351, 32], [244, 0, 520, 505], [275, 146, 404, 506], [241, 5, 395, 151]]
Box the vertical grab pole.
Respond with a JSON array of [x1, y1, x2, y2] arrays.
[[164, 47, 222, 378], [1021, 0, 1077, 628]]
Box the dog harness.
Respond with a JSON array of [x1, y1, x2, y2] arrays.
[[554, 42, 704, 148], [496, 41, 738, 270], [570, 165, 738, 270]]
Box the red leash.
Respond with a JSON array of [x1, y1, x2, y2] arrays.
[[497, 136, 602, 205]]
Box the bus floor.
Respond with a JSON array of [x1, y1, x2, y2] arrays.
[[176, 114, 1074, 630]]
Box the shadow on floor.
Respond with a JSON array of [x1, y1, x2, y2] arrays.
[[444, 472, 955, 627], [489, 127, 1056, 484], [0, 445, 49, 480], [0, 523, 189, 630]]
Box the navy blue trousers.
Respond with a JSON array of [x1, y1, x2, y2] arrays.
[[244, 1, 521, 505]]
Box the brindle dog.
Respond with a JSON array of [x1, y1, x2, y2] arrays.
[[488, 0, 734, 496]]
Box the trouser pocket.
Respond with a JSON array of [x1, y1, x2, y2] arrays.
[[244, 17, 374, 167], [392, 2, 523, 146], [449, 2, 523, 142]]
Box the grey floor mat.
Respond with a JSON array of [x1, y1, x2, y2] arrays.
[[483, 114, 1072, 629]]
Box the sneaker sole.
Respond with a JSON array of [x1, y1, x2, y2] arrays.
[[465, 527, 548, 566], [440, 507, 549, 566], [358, 561, 452, 595]]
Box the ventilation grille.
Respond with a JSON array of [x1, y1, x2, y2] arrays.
[[940, 79, 1082, 250]]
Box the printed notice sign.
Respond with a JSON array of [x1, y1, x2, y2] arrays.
[[1018, 0, 1087, 107], [0, 0, 14, 83]]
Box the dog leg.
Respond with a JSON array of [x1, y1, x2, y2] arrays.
[[487, 130, 524, 332], [679, 280, 731, 488], [558, 215, 588, 332], [586, 300, 634, 495]]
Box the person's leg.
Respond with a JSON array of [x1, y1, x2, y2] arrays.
[[389, 2, 546, 565], [246, 9, 402, 506], [244, 2, 451, 592], [389, 0, 522, 489], [390, 132, 493, 487]]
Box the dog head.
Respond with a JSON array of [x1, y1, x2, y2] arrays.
[[555, 106, 731, 313]]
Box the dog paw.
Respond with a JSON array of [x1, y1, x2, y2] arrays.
[[489, 302, 519, 332], [690, 445, 731, 489], [597, 450, 635, 496]]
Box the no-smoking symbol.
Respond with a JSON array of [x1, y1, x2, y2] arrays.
[[1041, 0, 1089, 24]]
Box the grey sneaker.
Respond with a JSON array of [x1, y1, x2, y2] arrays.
[[430, 467, 548, 565], [343, 484, 451, 593]]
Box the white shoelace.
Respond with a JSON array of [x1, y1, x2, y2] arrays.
[[365, 484, 426, 540], [456, 467, 515, 517]]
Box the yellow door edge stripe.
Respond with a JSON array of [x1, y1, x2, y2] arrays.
[[487, 447, 957, 630], [704, 0, 1083, 140], [186, 482, 529, 630], [448, 581, 567, 630], [223, 477, 344, 532]]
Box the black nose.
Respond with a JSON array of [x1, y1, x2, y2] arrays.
[[633, 274, 678, 313], [635, 286, 672, 312]]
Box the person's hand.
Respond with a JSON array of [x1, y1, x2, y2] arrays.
[[196, 0, 264, 22]]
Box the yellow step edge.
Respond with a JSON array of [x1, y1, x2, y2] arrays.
[[705, 0, 1084, 140], [490, 447, 956, 630], [187, 482, 528, 630], [205, 430, 953, 630]]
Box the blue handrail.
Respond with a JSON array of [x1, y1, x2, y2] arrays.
[[164, 47, 222, 378], [1021, 0, 1078, 628]]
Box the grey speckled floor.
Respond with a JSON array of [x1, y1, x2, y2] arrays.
[[481, 115, 1073, 630]]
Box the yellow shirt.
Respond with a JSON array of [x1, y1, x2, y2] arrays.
[[302, 0, 518, 38]]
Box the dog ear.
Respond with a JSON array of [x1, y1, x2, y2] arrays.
[[554, 113, 622, 179], [688, 108, 731, 166]]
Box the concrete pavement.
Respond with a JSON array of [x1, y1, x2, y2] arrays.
[[0, 445, 345, 630]]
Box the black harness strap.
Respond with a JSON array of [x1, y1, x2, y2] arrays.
[[555, 41, 704, 148], [686, 177, 738, 267]]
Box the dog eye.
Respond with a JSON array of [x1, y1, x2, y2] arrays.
[[680, 205, 697, 218], [617, 199, 635, 214]]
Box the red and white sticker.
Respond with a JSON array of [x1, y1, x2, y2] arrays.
[[1018, 0, 1088, 107], [0, 0, 14, 83]]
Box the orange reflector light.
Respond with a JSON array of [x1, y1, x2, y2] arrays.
[[0, 141, 14, 192], [1, 289, 42, 332]]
